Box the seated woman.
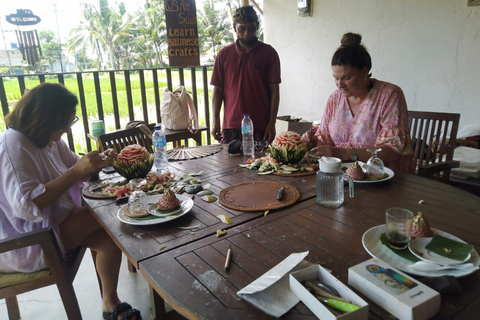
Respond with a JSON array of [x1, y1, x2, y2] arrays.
[[303, 32, 413, 173], [0, 83, 141, 320]]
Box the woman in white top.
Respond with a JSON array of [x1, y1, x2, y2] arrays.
[[0, 83, 141, 320]]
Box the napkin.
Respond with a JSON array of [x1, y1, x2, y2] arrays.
[[237, 251, 311, 318], [425, 235, 474, 261]]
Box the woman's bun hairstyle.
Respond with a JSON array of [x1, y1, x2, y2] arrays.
[[332, 32, 372, 75], [340, 32, 362, 47]]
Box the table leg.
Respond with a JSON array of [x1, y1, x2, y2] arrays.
[[149, 285, 166, 320]]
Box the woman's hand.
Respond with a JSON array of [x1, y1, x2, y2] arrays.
[[102, 148, 117, 166], [73, 150, 107, 179], [310, 145, 336, 158], [302, 129, 319, 150]]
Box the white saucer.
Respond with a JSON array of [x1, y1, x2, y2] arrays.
[[408, 237, 472, 266], [342, 162, 394, 183], [149, 194, 193, 217], [117, 194, 193, 225]]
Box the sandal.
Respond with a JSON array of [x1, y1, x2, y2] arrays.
[[121, 308, 142, 320], [102, 302, 132, 320]]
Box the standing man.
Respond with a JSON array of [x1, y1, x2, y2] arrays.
[[210, 5, 281, 144]]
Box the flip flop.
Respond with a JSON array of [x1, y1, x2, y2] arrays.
[[102, 302, 132, 320]]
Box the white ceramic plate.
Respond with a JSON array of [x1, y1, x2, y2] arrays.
[[117, 194, 193, 225], [342, 162, 394, 183], [149, 194, 193, 217], [408, 237, 471, 266], [362, 225, 480, 277]]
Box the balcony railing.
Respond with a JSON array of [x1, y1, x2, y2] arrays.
[[0, 66, 213, 154]]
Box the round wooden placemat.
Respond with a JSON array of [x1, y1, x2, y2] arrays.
[[219, 181, 300, 212]]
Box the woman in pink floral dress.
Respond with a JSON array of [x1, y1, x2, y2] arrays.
[[303, 32, 413, 173]]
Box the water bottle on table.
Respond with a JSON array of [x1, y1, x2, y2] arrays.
[[241, 114, 255, 158], [153, 123, 168, 174]]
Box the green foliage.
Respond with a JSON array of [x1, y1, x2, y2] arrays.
[[197, 0, 234, 59], [39, 30, 62, 72]]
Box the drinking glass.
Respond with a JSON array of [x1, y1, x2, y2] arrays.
[[366, 148, 385, 177], [128, 178, 148, 216], [385, 208, 414, 250]]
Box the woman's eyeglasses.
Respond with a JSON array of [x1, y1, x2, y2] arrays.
[[65, 115, 79, 129]]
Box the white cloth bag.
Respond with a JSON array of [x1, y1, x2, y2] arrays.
[[160, 86, 199, 133]]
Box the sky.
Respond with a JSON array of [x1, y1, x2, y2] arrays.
[[1, 0, 146, 48]]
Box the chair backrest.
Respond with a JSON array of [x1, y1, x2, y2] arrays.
[[408, 111, 460, 182], [0, 228, 84, 320], [98, 126, 153, 154]]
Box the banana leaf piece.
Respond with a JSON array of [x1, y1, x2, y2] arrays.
[[425, 235, 474, 261]]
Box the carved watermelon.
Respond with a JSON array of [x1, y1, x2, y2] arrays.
[[113, 144, 154, 181], [268, 131, 307, 164]]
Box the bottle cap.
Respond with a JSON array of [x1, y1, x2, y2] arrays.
[[243, 114, 249, 117], [154, 123, 162, 130]]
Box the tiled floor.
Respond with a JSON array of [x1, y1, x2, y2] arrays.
[[0, 251, 186, 320]]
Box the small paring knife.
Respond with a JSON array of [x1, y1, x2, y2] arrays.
[[277, 187, 284, 201]]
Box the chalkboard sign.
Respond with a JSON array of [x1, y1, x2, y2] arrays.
[[164, 0, 200, 67]]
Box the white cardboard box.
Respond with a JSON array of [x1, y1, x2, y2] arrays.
[[289, 265, 369, 320], [348, 258, 440, 320], [275, 116, 312, 137]]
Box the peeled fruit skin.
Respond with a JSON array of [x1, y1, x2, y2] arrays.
[[346, 161, 365, 180], [157, 188, 180, 211]]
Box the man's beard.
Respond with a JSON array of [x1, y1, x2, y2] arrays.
[[238, 37, 258, 47]]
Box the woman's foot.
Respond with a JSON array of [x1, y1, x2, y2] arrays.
[[102, 302, 142, 320]]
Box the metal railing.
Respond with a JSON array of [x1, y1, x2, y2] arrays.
[[0, 66, 213, 154]]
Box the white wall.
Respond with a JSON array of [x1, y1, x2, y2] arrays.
[[263, 0, 480, 128]]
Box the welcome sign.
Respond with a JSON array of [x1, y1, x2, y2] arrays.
[[164, 0, 200, 66], [6, 9, 41, 26]]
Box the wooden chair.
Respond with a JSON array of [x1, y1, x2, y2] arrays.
[[90, 124, 208, 153], [408, 111, 461, 183], [0, 228, 85, 320], [97, 125, 154, 153]]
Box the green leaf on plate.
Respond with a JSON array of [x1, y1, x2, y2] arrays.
[[425, 235, 474, 261], [380, 233, 420, 262]]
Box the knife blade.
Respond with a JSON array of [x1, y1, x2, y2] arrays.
[[277, 187, 284, 201]]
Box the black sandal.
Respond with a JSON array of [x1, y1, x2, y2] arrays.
[[121, 308, 142, 320], [102, 302, 132, 320]]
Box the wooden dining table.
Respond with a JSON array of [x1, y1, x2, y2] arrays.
[[83, 148, 480, 320]]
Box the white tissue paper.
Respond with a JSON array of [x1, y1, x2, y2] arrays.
[[237, 251, 311, 318]]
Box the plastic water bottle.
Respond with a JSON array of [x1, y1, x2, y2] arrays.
[[241, 114, 255, 158], [152, 123, 168, 174]]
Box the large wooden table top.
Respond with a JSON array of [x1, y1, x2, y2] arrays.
[[83, 148, 318, 269], [84, 150, 480, 319]]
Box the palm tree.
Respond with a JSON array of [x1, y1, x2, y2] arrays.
[[197, 0, 234, 62], [68, 0, 132, 70], [129, 0, 168, 68]]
